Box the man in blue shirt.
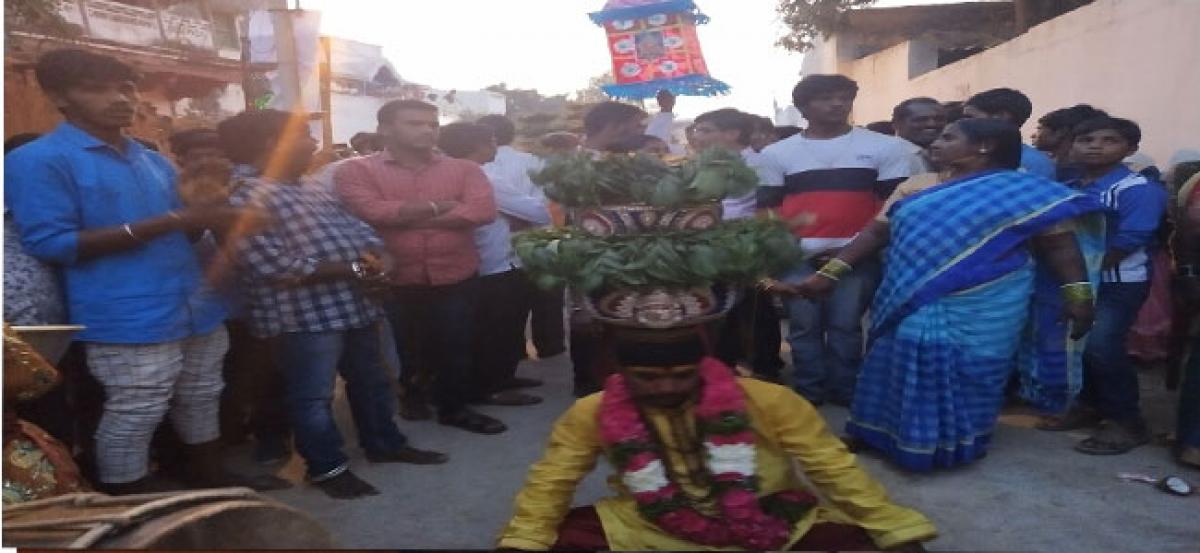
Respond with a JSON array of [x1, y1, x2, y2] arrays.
[[963, 87, 1057, 179], [5, 49, 263, 494], [1039, 116, 1168, 455]]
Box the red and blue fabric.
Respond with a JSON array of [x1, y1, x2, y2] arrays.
[[589, 0, 729, 100]]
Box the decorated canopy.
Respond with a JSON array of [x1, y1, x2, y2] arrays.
[[589, 0, 730, 100]]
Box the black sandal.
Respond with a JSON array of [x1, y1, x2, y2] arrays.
[[1075, 421, 1150, 455], [438, 408, 507, 435]]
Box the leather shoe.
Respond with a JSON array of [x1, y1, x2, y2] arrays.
[[366, 446, 449, 465], [480, 390, 543, 406]]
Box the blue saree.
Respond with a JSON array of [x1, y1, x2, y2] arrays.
[[1016, 214, 1105, 413], [846, 170, 1103, 471]]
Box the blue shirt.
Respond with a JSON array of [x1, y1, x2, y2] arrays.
[[1073, 165, 1168, 283], [1020, 144, 1056, 179], [4, 123, 226, 343]]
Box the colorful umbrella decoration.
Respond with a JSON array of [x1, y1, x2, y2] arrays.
[[589, 0, 730, 100]]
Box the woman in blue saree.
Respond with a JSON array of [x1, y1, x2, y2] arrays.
[[781, 119, 1103, 471]]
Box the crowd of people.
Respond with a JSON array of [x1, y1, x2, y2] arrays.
[[3, 47, 1199, 543]]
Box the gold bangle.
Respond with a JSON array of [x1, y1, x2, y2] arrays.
[[1061, 282, 1094, 303], [818, 258, 853, 280]]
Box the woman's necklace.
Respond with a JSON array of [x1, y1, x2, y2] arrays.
[[643, 407, 715, 504]]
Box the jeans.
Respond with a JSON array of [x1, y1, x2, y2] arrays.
[[783, 258, 881, 404], [388, 278, 480, 414], [273, 322, 407, 479], [1081, 282, 1151, 423]]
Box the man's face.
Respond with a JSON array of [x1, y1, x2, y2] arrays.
[[799, 90, 854, 126], [690, 122, 742, 152], [1033, 123, 1066, 153], [279, 127, 318, 174], [53, 79, 139, 131], [621, 364, 702, 409], [895, 103, 947, 148], [749, 126, 776, 152], [614, 116, 648, 145], [178, 139, 225, 167], [474, 137, 499, 164], [1071, 129, 1134, 168], [382, 108, 439, 151], [656, 90, 676, 112], [350, 136, 377, 155]]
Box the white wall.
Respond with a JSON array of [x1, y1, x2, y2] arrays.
[[806, 0, 1200, 165], [330, 93, 387, 143]]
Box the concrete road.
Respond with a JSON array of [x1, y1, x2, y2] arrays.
[[231, 353, 1200, 551]]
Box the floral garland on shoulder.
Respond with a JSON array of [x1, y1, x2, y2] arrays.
[[597, 357, 817, 550]]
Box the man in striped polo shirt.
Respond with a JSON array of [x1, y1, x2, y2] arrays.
[[756, 75, 918, 407]]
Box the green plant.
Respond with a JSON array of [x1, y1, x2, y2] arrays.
[[776, 0, 877, 52], [513, 218, 800, 291], [6, 0, 81, 39], [531, 148, 759, 208]]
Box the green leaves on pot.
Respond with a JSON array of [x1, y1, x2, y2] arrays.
[[531, 148, 761, 208], [513, 218, 801, 291], [684, 148, 759, 202]]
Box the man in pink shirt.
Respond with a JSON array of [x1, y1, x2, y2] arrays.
[[335, 100, 504, 435]]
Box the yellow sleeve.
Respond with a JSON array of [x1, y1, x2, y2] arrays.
[[496, 395, 604, 550], [753, 383, 938, 549], [876, 172, 942, 223]]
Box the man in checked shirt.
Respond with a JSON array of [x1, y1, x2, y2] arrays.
[[222, 110, 447, 500]]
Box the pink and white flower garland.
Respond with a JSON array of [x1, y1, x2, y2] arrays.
[[598, 357, 816, 550]]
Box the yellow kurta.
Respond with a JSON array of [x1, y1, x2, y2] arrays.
[[497, 378, 937, 551]]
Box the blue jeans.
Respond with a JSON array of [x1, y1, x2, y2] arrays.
[[1080, 282, 1151, 422], [273, 321, 408, 479], [783, 258, 881, 404]]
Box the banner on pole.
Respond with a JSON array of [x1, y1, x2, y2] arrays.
[[589, 0, 729, 100]]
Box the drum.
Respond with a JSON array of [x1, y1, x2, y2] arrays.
[[2, 487, 335, 548]]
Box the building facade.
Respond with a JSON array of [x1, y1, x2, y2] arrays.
[[801, 0, 1200, 165]]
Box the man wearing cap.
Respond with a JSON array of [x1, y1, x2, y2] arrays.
[[496, 326, 935, 551]]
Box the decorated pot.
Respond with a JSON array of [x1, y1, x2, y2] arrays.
[[569, 203, 722, 237], [582, 286, 738, 329]]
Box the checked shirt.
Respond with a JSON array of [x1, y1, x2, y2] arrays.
[[229, 170, 384, 338]]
